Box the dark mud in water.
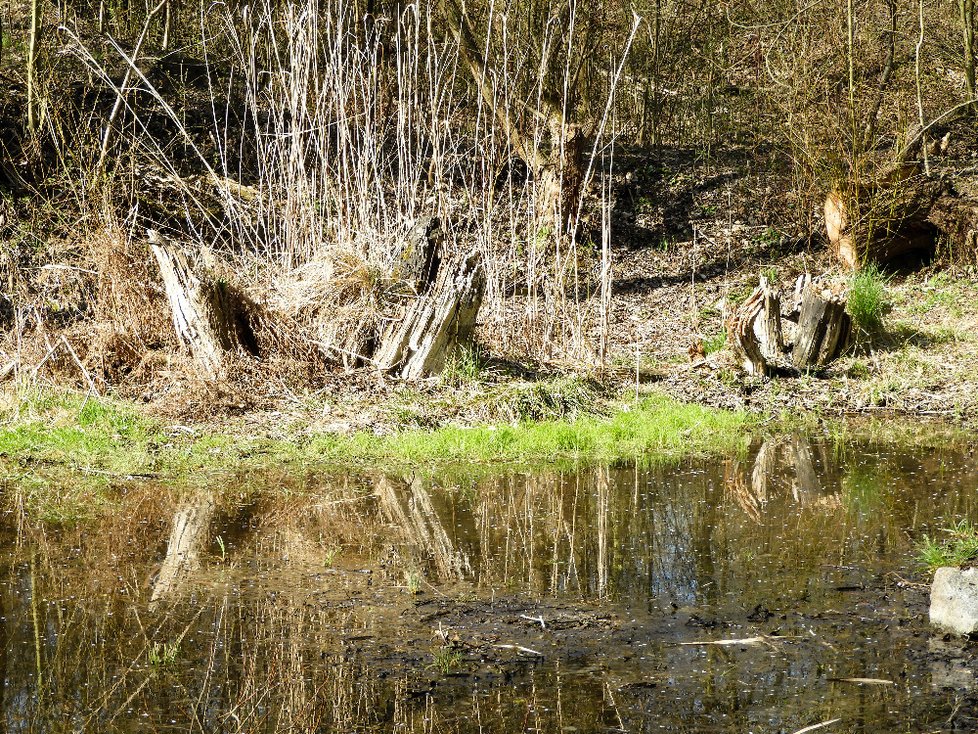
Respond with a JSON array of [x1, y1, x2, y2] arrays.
[[1, 431, 977, 732]]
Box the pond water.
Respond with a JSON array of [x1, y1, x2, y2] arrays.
[[2, 430, 977, 732]]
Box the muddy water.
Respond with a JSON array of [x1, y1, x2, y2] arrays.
[[1, 433, 977, 733]]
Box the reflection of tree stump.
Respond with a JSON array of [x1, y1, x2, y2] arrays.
[[376, 476, 471, 580], [730, 435, 845, 521], [150, 492, 217, 611]]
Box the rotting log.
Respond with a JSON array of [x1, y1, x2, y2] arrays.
[[727, 274, 849, 375], [148, 229, 258, 378], [376, 251, 486, 380]]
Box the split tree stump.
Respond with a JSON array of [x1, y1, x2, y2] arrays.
[[728, 274, 850, 375], [376, 251, 486, 379], [149, 230, 257, 378]]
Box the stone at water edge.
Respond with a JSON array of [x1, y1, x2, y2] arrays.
[[930, 566, 978, 635]]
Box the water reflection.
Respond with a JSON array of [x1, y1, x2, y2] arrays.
[[0, 433, 975, 731]]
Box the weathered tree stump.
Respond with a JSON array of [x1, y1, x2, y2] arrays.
[[727, 276, 786, 375], [376, 251, 486, 380], [791, 283, 850, 370], [148, 230, 258, 378], [727, 274, 850, 375]]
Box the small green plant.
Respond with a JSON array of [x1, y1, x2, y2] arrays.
[[918, 520, 978, 572], [430, 648, 462, 674], [323, 545, 341, 568], [702, 331, 726, 355], [848, 264, 890, 334], [148, 640, 180, 668], [441, 344, 485, 387], [404, 570, 423, 595], [846, 360, 870, 378], [215, 535, 227, 562]]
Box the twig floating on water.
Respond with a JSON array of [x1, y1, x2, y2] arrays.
[[519, 614, 546, 629], [495, 644, 542, 656], [790, 719, 841, 734], [678, 636, 772, 647], [828, 677, 894, 686]]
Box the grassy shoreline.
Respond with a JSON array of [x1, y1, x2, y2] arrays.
[[0, 387, 753, 482]]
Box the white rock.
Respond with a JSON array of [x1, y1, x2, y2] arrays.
[[930, 566, 978, 635]]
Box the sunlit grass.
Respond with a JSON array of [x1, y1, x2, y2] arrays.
[[0, 387, 753, 521], [918, 520, 978, 572]]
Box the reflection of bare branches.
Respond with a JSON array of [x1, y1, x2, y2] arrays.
[[377, 476, 471, 580], [595, 467, 610, 597], [150, 492, 217, 611]]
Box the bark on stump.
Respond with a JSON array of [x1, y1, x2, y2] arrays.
[[791, 284, 850, 370], [377, 251, 486, 380], [728, 275, 850, 375], [149, 230, 257, 378]]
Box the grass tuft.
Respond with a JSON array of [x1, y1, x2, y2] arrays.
[[918, 520, 978, 572], [847, 264, 890, 334]]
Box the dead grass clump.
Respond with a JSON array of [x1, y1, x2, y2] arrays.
[[269, 248, 412, 368]]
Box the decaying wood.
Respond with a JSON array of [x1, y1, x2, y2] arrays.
[[377, 251, 485, 380], [728, 274, 849, 375], [726, 276, 786, 376], [791, 283, 850, 369], [148, 229, 257, 378]]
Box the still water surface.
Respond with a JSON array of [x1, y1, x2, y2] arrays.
[[2, 431, 977, 732]]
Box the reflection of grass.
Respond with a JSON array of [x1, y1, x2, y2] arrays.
[[918, 520, 978, 572]]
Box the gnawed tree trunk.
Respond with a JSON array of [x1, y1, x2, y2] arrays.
[[727, 275, 850, 375], [148, 230, 258, 378], [377, 251, 485, 380], [824, 164, 947, 269]]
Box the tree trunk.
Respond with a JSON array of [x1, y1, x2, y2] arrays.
[[149, 230, 258, 378], [377, 251, 485, 380], [791, 283, 850, 370], [727, 276, 785, 375], [824, 164, 946, 269]]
